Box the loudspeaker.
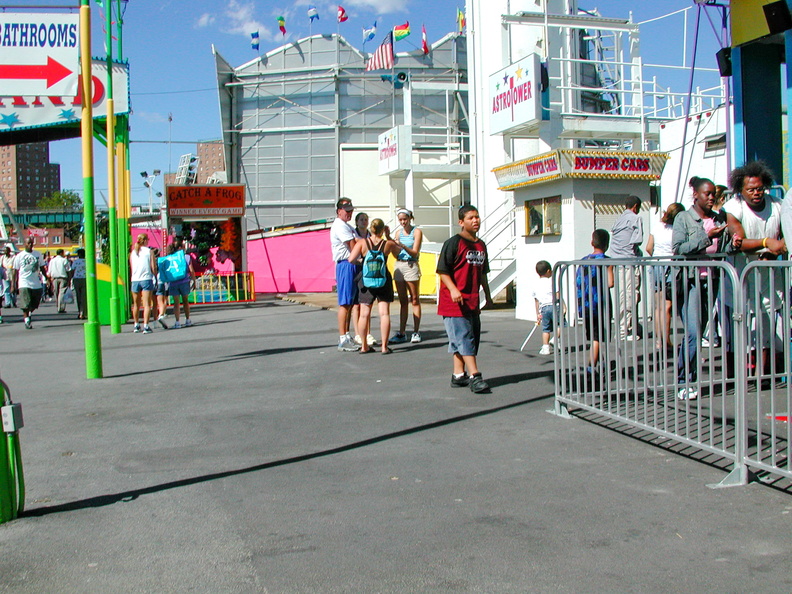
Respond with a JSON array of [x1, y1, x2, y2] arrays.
[[396, 72, 408, 82], [540, 62, 549, 92], [763, 1, 792, 36], [715, 47, 732, 77]]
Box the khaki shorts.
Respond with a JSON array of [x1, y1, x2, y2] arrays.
[[393, 260, 421, 283]]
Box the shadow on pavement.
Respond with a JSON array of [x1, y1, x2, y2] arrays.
[[102, 344, 321, 378], [24, 391, 554, 517]]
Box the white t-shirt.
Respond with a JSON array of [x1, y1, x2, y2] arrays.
[[532, 276, 554, 308], [651, 223, 675, 258], [13, 250, 44, 289], [723, 196, 782, 269], [330, 217, 357, 262], [47, 254, 71, 278], [130, 246, 154, 282]]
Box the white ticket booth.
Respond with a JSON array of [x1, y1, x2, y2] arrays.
[[493, 149, 669, 321]]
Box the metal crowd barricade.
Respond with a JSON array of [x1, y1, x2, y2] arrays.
[[739, 261, 792, 482], [189, 271, 257, 304], [552, 257, 749, 487]]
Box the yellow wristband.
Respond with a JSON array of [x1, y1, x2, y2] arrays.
[[762, 237, 768, 249]]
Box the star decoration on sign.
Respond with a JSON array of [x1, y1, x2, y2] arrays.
[[0, 113, 20, 129], [495, 83, 500, 90], [515, 67, 524, 79], [503, 73, 510, 85], [59, 108, 77, 120]]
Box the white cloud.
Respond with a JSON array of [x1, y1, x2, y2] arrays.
[[342, 0, 410, 13], [195, 13, 216, 28], [135, 111, 171, 124], [223, 0, 271, 38]]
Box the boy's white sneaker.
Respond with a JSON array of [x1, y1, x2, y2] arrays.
[[538, 344, 553, 356]]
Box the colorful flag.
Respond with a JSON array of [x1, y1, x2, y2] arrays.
[[363, 21, 377, 44], [457, 8, 466, 33], [277, 16, 286, 35], [308, 6, 319, 22], [365, 31, 394, 72], [394, 21, 410, 41], [337, 5, 348, 23], [421, 24, 429, 55], [251, 31, 260, 51]]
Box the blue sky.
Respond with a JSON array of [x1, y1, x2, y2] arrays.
[[43, 0, 724, 205]]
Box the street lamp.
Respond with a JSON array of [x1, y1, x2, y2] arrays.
[[140, 169, 161, 213]]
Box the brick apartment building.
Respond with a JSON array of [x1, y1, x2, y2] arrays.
[[0, 142, 60, 211]]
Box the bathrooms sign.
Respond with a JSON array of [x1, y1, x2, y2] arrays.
[[489, 54, 541, 135], [0, 13, 79, 96]]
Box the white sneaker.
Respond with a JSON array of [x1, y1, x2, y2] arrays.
[[172, 322, 182, 329], [410, 332, 422, 343], [354, 334, 363, 345], [549, 336, 555, 346], [367, 334, 378, 345], [538, 344, 552, 356], [677, 387, 698, 401], [184, 319, 193, 327]]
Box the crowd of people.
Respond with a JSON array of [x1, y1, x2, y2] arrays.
[[557, 160, 790, 401], [0, 240, 89, 328], [331, 199, 493, 394]]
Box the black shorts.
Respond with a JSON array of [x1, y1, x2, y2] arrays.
[[357, 271, 394, 305], [582, 310, 610, 342], [18, 287, 43, 312]]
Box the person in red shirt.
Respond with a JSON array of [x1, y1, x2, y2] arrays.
[[437, 205, 493, 393]]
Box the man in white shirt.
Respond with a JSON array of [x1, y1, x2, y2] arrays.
[[331, 197, 361, 351], [47, 248, 72, 314], [1, 245, 16, 308], [13, 238, 45, 329]]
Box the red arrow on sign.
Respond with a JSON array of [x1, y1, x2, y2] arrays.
[[0, 56, 73, 88]]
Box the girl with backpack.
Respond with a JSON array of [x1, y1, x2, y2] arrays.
[[348, 219, 400, 354]]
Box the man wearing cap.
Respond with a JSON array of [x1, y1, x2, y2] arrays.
[[331, 197, 361, 351]]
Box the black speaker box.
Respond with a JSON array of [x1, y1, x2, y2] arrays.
[[763, 1, 792, 36], [716, 47, 732, 77]]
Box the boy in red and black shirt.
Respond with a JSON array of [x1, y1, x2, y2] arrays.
[[437, 205, 493, 394]]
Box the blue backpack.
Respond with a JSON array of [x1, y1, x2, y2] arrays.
[[362, 239, 387, 289], [157, 251, 189, 283]]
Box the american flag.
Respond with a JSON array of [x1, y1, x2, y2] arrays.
[[365, 31, 394, 71]]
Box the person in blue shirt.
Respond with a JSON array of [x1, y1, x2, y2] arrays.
[[576, 229, 614, 369]]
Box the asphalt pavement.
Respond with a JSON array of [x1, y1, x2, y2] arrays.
[[0, 295, 790, 593]]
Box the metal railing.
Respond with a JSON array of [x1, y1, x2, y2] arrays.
[[186, 271, 257, 304], [551, 257, 792, 488]]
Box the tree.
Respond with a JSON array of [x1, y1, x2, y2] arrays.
[[37, 190, 82, 211]]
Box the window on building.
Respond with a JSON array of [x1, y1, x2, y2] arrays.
[[53, 236, 62, 244], [524, 196, 562, 236]]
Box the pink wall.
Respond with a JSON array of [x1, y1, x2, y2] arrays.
[[131, 228, 169, 252], [247, 229, 335, 293]]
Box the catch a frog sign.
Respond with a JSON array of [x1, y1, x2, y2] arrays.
[[489, 54, 541, 135], [493, 149, 669, 190], [166, 185, 246, 218]]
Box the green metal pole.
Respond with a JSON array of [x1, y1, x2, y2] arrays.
[[81, 0, 103, 378], [106, 0, 121, 334], [116, 1, 131, 319]]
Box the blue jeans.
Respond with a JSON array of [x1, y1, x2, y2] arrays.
[[677, 277, 715, 384]]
